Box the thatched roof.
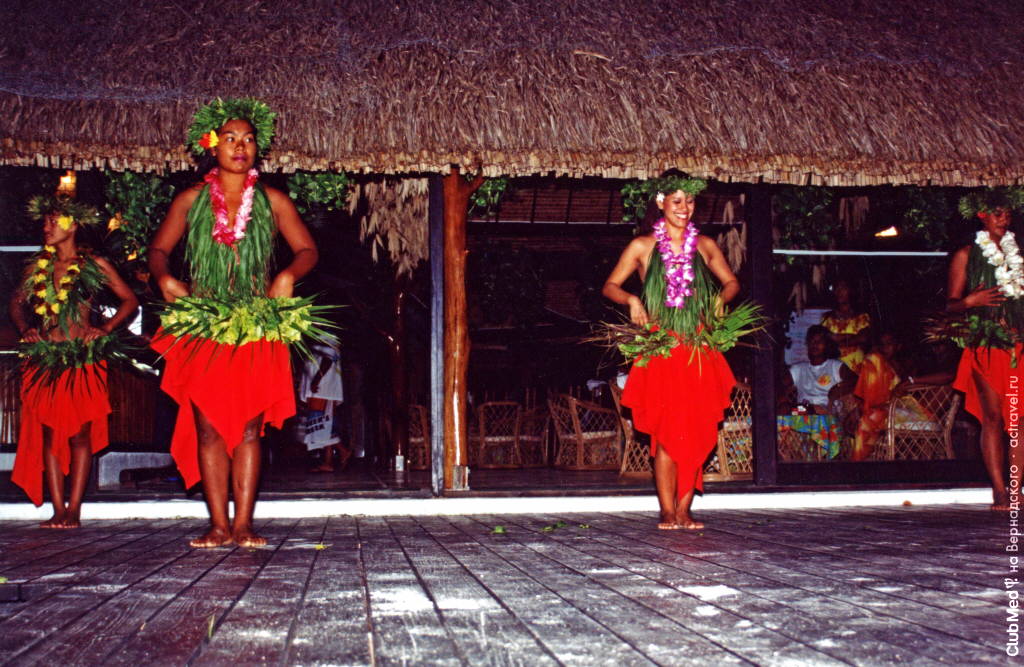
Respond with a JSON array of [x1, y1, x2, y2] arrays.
[[1, 0, 1022, 186]]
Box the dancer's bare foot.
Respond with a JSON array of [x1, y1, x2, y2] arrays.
[[992, 504, 1013, 512], [61, 507, 81, 529], [674, 512, 705, 531], [189, 526, 234, 548], [658, 511, 680, 530], [311, 463, 334, 473], [39, 512, 67, 529], [233, 525, 267, 548]]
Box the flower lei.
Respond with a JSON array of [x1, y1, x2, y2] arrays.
[[205, 168, 259, 247], [654, 219, 700, 308], [976, 230, 1024, 298], [27, 245, 82, 319]]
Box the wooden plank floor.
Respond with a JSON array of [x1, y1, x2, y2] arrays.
[[0, 504, 1013, 665]]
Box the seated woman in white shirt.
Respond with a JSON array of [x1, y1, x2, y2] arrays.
[[785, 325, 857, 415]]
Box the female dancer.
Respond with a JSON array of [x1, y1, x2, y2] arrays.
[[11, 196, 138, 526], [149, 99, 317, 547], [948, 189, 1024, 511], [603, 176, 738, 530]]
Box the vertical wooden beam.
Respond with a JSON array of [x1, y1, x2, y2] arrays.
[[442, 167, 484, 490], [429, 175, 444, 496], [747, 181, 778, 486]]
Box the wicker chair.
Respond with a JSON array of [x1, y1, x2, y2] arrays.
[[609, 383, 652, 477], [877, 384, 961, 460], [548, 393, 621, 470], [704, 383, 754, 481], [517, 407, 549, 467], [0, 354, 20, 445], [407, 403, 431, 470], [472, 401, 522, 468]]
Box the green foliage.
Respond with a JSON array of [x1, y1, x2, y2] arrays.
[[158, 295, 338, 358], [925, 311, 1018, 351], [469, 243, 546, 327], [19, 335, 131, 391], [894, 187, 955, 250], [774, 186, 837, 256], [613, 323, 679, 367], [620, 176, 707, 223], [469, 177, 509, 216], [958, 187, 1024, 219], [26, 196, 100, 227], [187, 98, 276, 156], [287, 171, 351, 217], [103, 170, 172, 268]]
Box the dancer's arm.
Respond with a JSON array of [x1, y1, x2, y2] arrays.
[[699, 236, 740, 308], [85, 256, 139, 341], [946, 245, 1003, 311], [149, 187, 201, 302], [603, 237, 652, 325], [266, 186, 318, 298]]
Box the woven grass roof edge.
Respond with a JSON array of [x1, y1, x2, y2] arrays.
[[2, 138, 1021, 188]]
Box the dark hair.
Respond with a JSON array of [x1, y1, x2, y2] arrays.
[[806, 324, 841, 359], [193, 118, 263, 176]]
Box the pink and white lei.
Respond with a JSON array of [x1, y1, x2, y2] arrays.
[[654, 218, 699, 309], [205, 168, 259, 246]]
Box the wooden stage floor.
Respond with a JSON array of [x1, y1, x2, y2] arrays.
[[0, 504, 1014, 665]]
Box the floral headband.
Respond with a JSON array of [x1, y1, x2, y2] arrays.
[[187, 98, 277, 156], [621, 175, 708, 223], [958, 187, 1024, 219], [26, 195, 100, 231]]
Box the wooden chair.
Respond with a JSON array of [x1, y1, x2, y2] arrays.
[[472, 401, 522, 468], [877, 384, 961, 460], [407, 403, 430, 470], [704, 383, 754, 481], [609, 383, 652, 477], [548, 393, 621, 470]]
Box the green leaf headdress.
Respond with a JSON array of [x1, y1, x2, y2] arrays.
[[187, 98, 277, 156], [958, 187, 1024, 219], [26, 195, 101, 228], [621, 174, 708, 223]]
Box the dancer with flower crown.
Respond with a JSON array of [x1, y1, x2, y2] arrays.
[[946, 188, 1024, 511], [10, 196, 138, 527], [149, 99, 319, 548], [603, 175, 742, 530]]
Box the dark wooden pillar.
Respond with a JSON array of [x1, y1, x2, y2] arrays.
[[747, 181, 778, 486], [442, 167, 483, 490], [429, 175, 444, 495]]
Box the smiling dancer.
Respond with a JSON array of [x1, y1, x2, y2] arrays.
[[948, 188, 1024, 511], [603, 175, 739, 530], [149, 99, 318, 547]]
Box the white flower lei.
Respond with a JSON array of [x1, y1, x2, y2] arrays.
[[976, 230, 1024, 298]]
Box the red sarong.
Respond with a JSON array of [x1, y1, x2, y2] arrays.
[[622, 342, 735, 497], [12, 365, 110, 506], [152, 332, 295, 489], [953, 345, 1023, 433]]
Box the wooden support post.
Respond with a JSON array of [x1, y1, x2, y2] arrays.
[[747, 181, 778, 486], [442, 167, 484, 491], [429, 175, 444, 496]]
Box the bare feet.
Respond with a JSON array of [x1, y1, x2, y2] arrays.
[[62, 507, 81, 529], [189, 526, 234, 548], [311, 463, 334, 473], [658, 511, 681, 530], [233, 525, 267, 548], [39, 513, 67, 529], [991, 504, 1013, 512], [674, 512, 705, 531]]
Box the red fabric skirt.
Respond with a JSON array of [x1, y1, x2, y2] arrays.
[[12, 365, 110, 506], [622, 342, 735, 497], [152, 331, 295, 490], [953, 345, 1023, 432]]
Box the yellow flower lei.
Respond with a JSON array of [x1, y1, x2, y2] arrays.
[[25, 246, 84, 323]]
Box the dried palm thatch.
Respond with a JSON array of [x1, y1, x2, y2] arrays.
[[1, 0, 1022, 186], [351, 178, 429, 277]]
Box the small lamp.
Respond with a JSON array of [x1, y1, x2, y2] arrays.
[[56, 170, 77, 199]]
